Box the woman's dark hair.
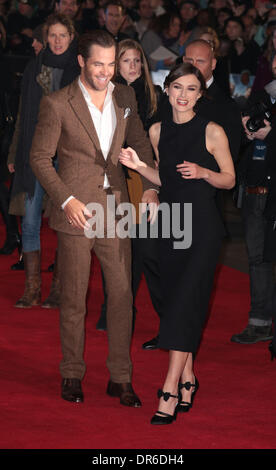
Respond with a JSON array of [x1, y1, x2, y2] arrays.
[[164, 62, 206, 93], [78, 30, 117, 62], [148, 12, 181, 35]]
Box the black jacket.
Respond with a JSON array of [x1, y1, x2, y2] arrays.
[[115, 75, 163, 131], [195, 80, 242, 163], [238, 89, 276, 188], [228, 39, 261, 75]]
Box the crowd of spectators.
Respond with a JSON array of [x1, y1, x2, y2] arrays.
[[1, 0, 276, 268], [0, 0, 275, 100]]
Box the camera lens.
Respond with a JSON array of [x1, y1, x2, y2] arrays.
[[246, 118, 261, 133]]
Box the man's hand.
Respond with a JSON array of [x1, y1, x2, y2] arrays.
[[63, 198, 92, 230], [242, 116, 254, 140], [252, 119, 272, 140], [234, 37, 245, 56], [141, 189, 159, 224], [242, 116, 271, 141], [8, 163, 15, 173]]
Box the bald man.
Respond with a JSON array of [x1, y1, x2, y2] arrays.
[[183, 39, 242, 163]]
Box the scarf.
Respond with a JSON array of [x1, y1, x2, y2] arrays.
[[12, 38, 80, 198], [115, 74, 162, 130], [115, 75, 150, 126]]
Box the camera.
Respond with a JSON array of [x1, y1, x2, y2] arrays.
[[245, 79, 276, 132], [245, 101, 272, 133]]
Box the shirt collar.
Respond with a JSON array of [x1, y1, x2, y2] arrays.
[[78, 76, 115, 107], [206, 76, 214, 89]]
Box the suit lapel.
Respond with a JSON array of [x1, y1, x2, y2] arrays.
[[67, 79, 102, 156], [67, 80, 126, 163]]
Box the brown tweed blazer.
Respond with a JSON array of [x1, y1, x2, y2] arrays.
[[30, 78, 157, 235]]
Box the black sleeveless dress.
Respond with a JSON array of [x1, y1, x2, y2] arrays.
[[157, 113, 225, 353]]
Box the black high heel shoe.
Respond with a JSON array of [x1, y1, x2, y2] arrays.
[[151, 389, 180, 425], [11, 237, 24, 270], [0, 233, 21, 255], [11, 252, 24, 270], [176, 377, 199, 413], [269, 341, 276, 361]]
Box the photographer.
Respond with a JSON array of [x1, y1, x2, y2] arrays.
[[231, 55, 276, 345]]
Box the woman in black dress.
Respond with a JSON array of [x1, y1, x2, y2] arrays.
[[119, 63, 235, 425]]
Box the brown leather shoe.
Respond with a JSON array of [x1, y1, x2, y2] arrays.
[[61, 378, 84, 403], [106, 380, 142, 407]]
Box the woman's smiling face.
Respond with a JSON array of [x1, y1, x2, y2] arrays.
[[167, 74, 202, 115]]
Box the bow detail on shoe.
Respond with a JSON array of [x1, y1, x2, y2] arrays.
[[157, 389, 178, 401], [179, 381, 195, 391]]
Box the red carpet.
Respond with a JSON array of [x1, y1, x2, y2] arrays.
[[0, 220, 276, 450]]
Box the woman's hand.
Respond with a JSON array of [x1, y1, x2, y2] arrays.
[[119, 146, 161, 186], [176, 161, 207, 179], [119, 147, 145, 170]]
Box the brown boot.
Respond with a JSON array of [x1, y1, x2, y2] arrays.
[[15, 251, 41, 308], [42, 251, 60, 309]]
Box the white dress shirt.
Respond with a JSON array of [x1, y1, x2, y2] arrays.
[[62, 77, 117, 209], [206, 76, 214, 89]]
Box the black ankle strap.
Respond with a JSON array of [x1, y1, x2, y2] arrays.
[[179, 381, 195, 391], [155, 410, 172, 418], [157, 389, 178, 401]]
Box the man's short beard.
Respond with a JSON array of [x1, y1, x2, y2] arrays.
[[83, 67, 110, 92]]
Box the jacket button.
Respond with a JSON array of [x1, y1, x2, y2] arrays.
[[98, 184, 103, 189]]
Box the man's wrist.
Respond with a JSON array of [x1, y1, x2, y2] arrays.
[[61, 195, 75, 210], [147, 188, 159, 194]]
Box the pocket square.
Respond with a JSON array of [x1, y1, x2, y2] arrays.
[[124, 107, 131, 119]]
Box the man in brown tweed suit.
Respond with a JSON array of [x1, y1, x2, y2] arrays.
[[30, 30, 158, 406]]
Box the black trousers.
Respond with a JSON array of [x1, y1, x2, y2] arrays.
[[131, 233, 161, 317], [100, 222, 162, 331], [0, 179, 19, 238]]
